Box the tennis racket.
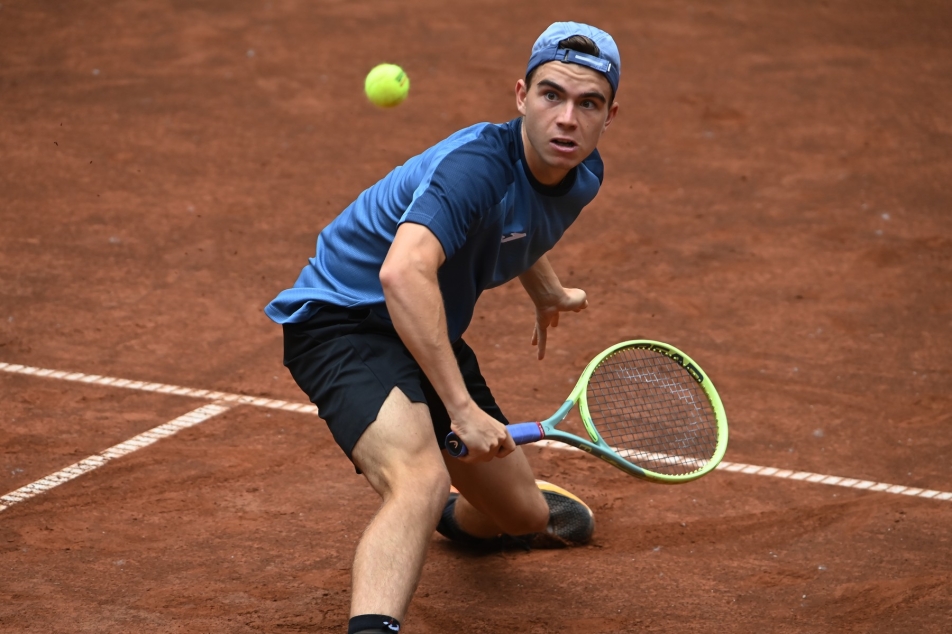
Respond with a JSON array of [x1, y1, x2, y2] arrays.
[[446, 340, 728, 483]]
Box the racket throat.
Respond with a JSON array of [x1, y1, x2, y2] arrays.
[[549, 399, 575, 427]]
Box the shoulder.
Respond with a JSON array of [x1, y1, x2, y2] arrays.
[[413, 121, 519, 202], [401, 122, 522, 256], [423, 121, 519, 175], [580, 148, 605, 185]]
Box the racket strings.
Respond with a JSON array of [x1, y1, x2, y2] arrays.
[[586, 348, 719, 475]]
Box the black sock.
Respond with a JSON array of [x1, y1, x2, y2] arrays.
[[347, 614, 401, 634]]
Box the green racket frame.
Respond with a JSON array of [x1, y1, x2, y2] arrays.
[[448, 340, 729, 483], [547, 340, 728, 482]]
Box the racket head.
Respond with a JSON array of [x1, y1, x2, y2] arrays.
[[565, 340, 728, 483]]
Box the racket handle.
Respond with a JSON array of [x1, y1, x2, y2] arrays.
[[445, 422, 545, 458]]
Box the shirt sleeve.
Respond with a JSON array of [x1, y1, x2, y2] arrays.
[[399, 127, 512, 260]]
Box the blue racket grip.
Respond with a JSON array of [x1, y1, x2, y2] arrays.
[[445, 422, 545, 458]]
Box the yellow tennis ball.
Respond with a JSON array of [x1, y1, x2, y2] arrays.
[[364, 63, 410, 108]]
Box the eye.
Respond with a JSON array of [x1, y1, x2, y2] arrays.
[[580, 99, 598, 110], [544, 91, 559, 102]]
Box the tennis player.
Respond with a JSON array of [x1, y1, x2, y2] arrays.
[[266, 22, 620, 634]]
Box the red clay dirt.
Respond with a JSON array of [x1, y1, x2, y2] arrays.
[[1, 0, 951, 632]]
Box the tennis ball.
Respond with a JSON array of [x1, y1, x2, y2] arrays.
[[364, 63, 410, 108]]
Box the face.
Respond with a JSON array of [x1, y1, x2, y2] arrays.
[[516, 61, 619, 186]]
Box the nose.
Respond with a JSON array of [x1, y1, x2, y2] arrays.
[[555, 101, 578, 129]]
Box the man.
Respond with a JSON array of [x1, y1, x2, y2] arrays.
[[265, 21, 620, 634]]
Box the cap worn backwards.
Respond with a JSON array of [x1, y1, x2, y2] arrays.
[[525, 22, 621, 96]]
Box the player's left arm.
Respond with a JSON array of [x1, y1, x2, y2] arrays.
[[518, 255, 588, 360]]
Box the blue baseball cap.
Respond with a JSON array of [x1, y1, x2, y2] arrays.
[[525, 22, 621, 96]]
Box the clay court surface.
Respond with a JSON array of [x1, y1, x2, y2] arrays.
[[2, 0, 951, 632]]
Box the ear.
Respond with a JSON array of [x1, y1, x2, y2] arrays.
[[515, 78, 529, 116], [602, 100, 619, 132]]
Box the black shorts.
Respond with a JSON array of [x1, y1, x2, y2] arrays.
[[282, 303, 509, 462]]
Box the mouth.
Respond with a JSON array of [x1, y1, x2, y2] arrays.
[[549, 138, 578, 153]]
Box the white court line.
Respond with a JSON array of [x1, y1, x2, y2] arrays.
[[535, 440, 952, 503], [715, 460, 952, 501], [0, 361, 318, 414], [0, 403, 231, 513], [4, 361, 951, 505]]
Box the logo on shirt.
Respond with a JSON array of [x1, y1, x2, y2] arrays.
[[501, 232, 526, 243]]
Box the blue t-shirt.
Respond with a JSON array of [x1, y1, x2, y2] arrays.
[[265, 117, 603, 342]]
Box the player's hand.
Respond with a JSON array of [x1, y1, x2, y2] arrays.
[[531, 287, 588, 360], [449, 401, 516, 462]]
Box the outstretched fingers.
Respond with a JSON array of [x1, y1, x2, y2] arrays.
[[532, 307, 561, 360]]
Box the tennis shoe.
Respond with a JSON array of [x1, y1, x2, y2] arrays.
[[435, 482, 594, 550], [529, 479, 595, 548]]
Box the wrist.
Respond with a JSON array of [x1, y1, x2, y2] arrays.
[[445, 396, 479, 421], [534, 286, 566, 309]]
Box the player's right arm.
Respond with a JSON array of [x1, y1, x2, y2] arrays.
[[380, 222, 515, 462]]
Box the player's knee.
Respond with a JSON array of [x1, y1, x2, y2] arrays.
[[419, 466, 452, 512], [414, 463, 451, 499], [391, 462, 451, 513]]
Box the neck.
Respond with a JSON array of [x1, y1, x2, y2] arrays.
[[520, 120, 570, 186]]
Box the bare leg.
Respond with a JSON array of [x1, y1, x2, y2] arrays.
[[349, 388, 451, 620], [442, 446, 549, 538]]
